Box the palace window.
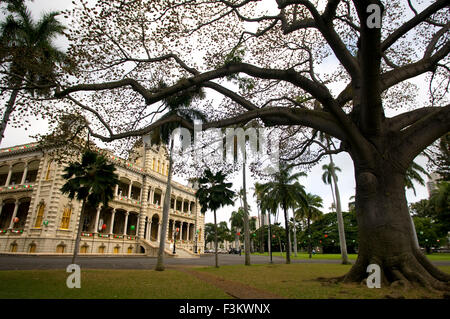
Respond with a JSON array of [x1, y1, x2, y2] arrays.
[[60, 206, 72, 229], [34, 203, 45, 228], [56, 244, 65, 253], [45, 160, 52, 180], [29, 244, 36, 253]]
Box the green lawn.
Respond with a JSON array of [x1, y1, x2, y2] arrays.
[[0, 269, 231, 299], [198, 264, 450, 299], [252, 252, 450, 261], [1, 264, 449, 299]]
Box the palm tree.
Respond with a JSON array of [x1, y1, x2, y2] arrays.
[[322, 162, 349, 264], [260, 164, 306, 264], [229, 207, 244, 251], [405, 161, 430, 196], [295, 193, 323, 258], [61, 150, 119, 264], [151, 81, 206, 271], [0, 0, 68, 145], [196, 169, 235, 268]]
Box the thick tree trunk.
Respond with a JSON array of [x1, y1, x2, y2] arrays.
[[155, 140, 174, 271], [343, 164, 450, 291], [72, 199, 86, 265]]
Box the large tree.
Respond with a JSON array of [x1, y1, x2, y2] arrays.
[[55, 0, 450, 290], [0, 0, 68, 145]]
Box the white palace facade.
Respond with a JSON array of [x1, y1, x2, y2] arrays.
[[0, 141, 204, 257]]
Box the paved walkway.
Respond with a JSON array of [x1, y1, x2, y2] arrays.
[[0, 254, 449, 270]]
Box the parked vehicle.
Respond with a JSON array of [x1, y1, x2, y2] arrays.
[[228, 248, 239, 254]]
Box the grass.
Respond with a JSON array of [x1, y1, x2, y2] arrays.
[[198, 264, 450, 299], [252, 252, 450, 261], [0, 269, 231, 299], [1, 264, 449, 299]]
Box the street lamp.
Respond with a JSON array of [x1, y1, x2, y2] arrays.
[[194, 229, 199, 254], [173, 227, 179, 254]]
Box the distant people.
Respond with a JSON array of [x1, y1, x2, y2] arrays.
[[312, 249, 316, 255]]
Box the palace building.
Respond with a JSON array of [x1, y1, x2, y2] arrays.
[[0, 141, 204, 257]]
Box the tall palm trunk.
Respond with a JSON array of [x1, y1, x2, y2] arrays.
[[214, 209, 219, 268], [328, 150, 349, 264], [308, 216, 312, 259], [0, 89, 20, 145], [268, 211, 272, 263], [292, 209, 298, 257], [283, 203, 291, 264], [155, 140, 174, 271], [72, 199, 86, 264], [242, 152, 251, 266]]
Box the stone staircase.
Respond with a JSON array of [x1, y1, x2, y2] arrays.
[[138, 239, 199, 258], [173, 246, 200, 258], [139, 239, 174, 257]]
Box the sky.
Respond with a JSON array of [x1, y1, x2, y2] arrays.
[[0, 0, 434, 227]]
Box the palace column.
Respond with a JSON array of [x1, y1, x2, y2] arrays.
[[109, 209, 116, 234], [8, 199, 20, 229], [136, 213, 140, 236], [179, 221, 184, 241], [94, 205, 102, 233], [128, 182, 133, 198], [5, 165, 12, 186], [123, 212, 129, 235], [20, 163, 28, 185]]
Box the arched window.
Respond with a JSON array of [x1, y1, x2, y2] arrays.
[[56, 244, 65, 253], [60, 206, 72, 229], [34, 203, 45, 228], [152, 158, 156, 170], [45, 160, 53, 180], [10, 243, 18, 252], [29, 243, 36, 253], [157, 160, 160, 173]]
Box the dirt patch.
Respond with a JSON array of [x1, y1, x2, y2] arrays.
[[177, 268, 286, 299]]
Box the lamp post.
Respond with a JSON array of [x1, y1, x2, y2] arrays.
[[194, 230, 198, 254], [173, 227, 179, 254]]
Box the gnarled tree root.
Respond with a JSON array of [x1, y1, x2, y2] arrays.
[[318, 251, 450, 295]]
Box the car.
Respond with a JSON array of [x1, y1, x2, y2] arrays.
[[228, 248, 240, 254]]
